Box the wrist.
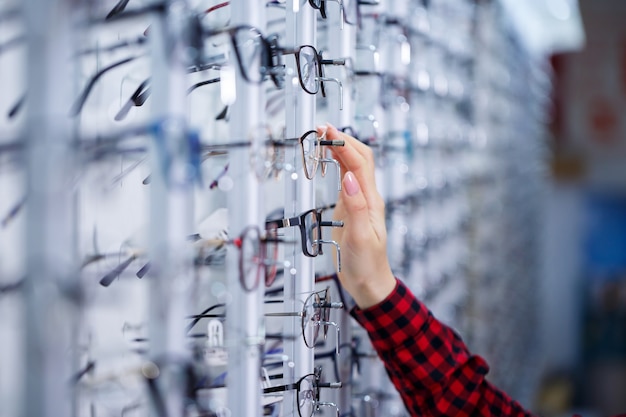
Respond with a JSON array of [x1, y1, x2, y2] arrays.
[[350, 268, 397, 310]]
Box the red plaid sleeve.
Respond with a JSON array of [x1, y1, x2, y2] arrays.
[[351, 279, 536, 417]]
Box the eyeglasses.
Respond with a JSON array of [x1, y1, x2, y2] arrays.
[[265, 207, 343, 270], [70, 55, 141, 117], [186, 303, 227, 333], [198, 225, 284, 292], [263, 366, 342, 417], [266, 286, 343, 353], [94, 248, 147, 287], [314, 336, 376, 385], [201, 26, 345, 106], [202, 25, 283, 87], [278, 44, 345, 109], [115, 78, 150, 121], [308, 0, 361, 29], [114, 76, 221, 121], [299, 129, 344, 190], [197, 128, 344, 185], [263, 128, 345, 187]]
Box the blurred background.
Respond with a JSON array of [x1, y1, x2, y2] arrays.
[[514, 0, 626, 415]]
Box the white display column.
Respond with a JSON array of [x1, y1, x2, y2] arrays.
[[225, 0, 266, 415], [22, 1, 78, 416], [147, 1, 194, 416], [282, 0, 317, 413]]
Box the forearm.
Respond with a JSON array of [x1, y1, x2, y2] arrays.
[[351, 279, 536, 417]]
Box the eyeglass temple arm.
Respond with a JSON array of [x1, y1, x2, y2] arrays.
[[317, 239, 341, 272], [319, 157, 342, 191], [321, 320, 342, 354], [99, 253, 138, 287], [323, 0, 345, 29], [321, 220, 343, 228], [315, 400, 341, 416], [263, 382, 298, 394], [318, 76, 343, 110], [318, 220, 343, 257], [115, 77, 150, 121], [317, 382, 343, 389], [117, 75, 220, 121], [265, 312, 303, 317], [71, 56, 139, 116], [265, 215, 302, 230], [318, 139, 345, 147], [105, 0, 130, 20]]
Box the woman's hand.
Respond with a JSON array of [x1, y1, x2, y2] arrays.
[[321, 123, 396, 309]]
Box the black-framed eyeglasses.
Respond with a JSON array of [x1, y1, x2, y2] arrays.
[[308, 0, 361, 29], [114, 76, 221, 121], [263, 366, 341, 417], [314, 336, 377, 385], [202, 24, 283, 88], [9, 38, 148, 120], [70, 55, 141, 117], [264, 36, 345, 109], [280, 43, 346, 109], [265, 207, 343, 270]]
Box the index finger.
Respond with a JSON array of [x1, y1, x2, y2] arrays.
[[323, 123, 377, 189]]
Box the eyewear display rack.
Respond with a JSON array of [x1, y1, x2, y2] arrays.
[[0, 0, 551, 416]]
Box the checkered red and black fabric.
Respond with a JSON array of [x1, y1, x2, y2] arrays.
[[351, 279, 536, 417]]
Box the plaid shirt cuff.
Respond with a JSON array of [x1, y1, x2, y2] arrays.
[[350, 278, 538, 417], [350, 278, 431, 351]]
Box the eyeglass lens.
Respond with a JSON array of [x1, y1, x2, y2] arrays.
[[300, 130, 319, 180], [297, 46, 320, 94], [303, 210, 321, 257], [238, 226, 263, 291], [302, 291, 322, 348], [297, 374, 316, 417], [232, 27, 265, 83]]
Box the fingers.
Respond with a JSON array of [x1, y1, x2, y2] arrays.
[[321, 124, 378, 203], [338, 171, 379, 242], [323, 124, 374, 176]]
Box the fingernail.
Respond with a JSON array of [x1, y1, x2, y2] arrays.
[[344, 172, 360, 196]]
